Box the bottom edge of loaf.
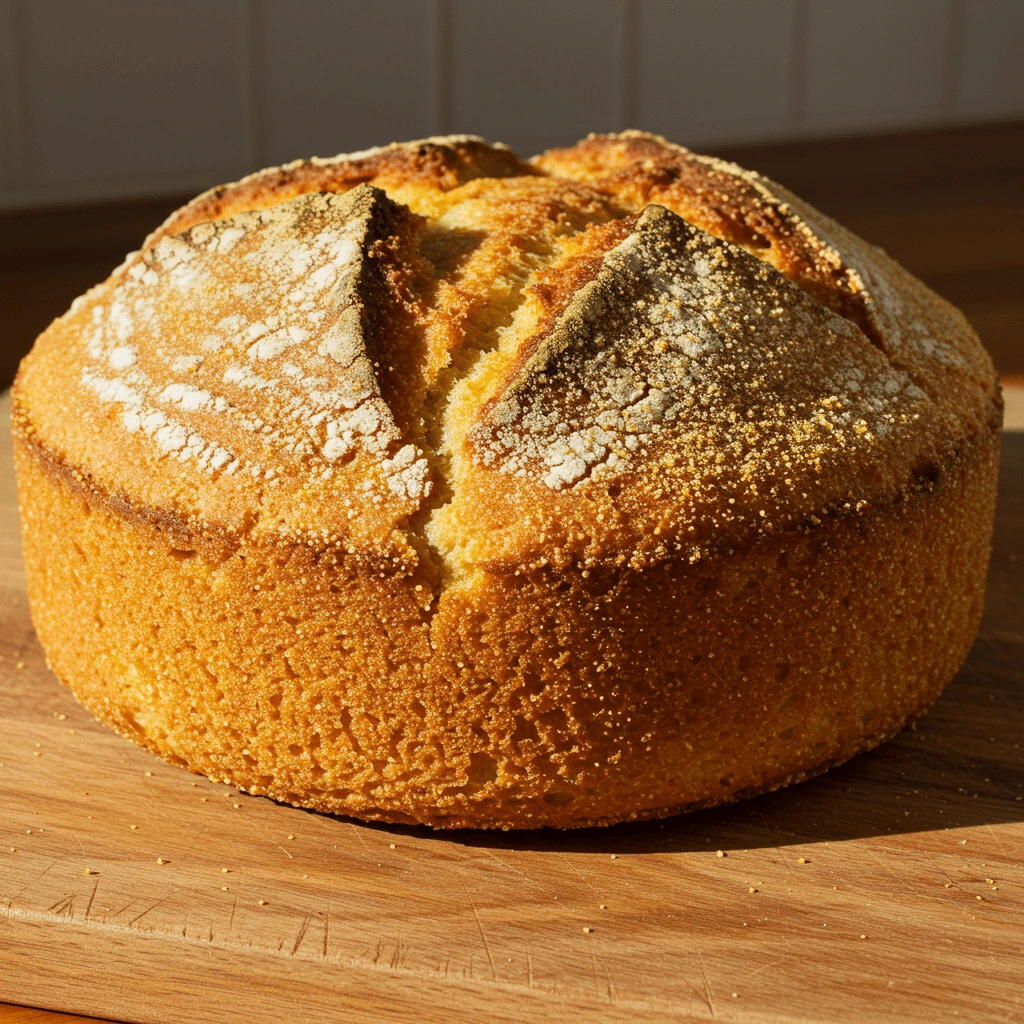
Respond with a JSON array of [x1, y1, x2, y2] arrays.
[[55, 660, 941, 831]]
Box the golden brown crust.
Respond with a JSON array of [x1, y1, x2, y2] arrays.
[[12, 131, 1003, 828], [434, 202, 961, 576], [154, 135, 534, 240], [13, 185, 442, 570], [534, 131, 875, 337]]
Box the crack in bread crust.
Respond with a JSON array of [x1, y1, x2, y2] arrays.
[[14, 131, 998, 578]]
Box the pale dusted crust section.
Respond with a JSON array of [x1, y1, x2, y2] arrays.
[[535, 132, 999, 423], [430, 204, 958, 573], [14, 185, 439, 570], [534, 131, 875, 334], [15, 426, 999, 828], [13, 131, 1003, 828]]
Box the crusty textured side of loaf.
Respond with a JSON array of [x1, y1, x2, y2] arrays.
[[12, 131, 1002, 828], [14, 422, 998, 829]]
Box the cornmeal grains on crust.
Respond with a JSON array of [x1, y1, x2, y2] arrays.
[[13, 132, 1002, 828]]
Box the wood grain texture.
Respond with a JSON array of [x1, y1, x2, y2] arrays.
[[1003, 379, 1024, 431], [0, 1004, 101, 1023], [0, 388, 1021, 1024]]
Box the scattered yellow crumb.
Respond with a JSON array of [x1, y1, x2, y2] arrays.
[[200, 797, 208, 802], [610, 854, 619, 860], [145, 771, 153, 777], [258, 900, 267, 906], [32, 751, 41, 757], [221, 886, 229, 891], [582, 927, 592, 933], [716, 850, 725, 858], [58, 714, 66, 720], [599, 904, 607, 910], [798, 857, 808, 864], [83, 868, 98, 875], [732, 993, 739, 999], [16, 662, 24, 669], [985, 878, 995, 885], [860, 934, 867, 940], [221, 868, 230, 874], [8, 847, 15, 853], [287, 834, 295, 840], [129, 825, 138, 830], [156, 858, 167, 865], [748, 887, 758, 894], [389, 843, 396, 849]]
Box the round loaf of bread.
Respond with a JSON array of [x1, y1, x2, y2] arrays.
[[13, 132, 1002, 829]]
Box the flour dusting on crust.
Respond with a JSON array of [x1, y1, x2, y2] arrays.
[[15, 132, 996, 569], [473, 205, 931, 495], [71, 185, 433, 502]]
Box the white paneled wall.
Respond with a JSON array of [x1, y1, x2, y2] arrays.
[[450, 0, 624, 156], [0, 0, 1021, 210], [958, 0, 1024, 118], [635, 1, 800, 145], [260, 1, 435, 165], [804, 1, 952, 132], [19, 1, 252, 184]]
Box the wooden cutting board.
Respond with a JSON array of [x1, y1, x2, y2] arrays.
[[1, 393, 1022, 1024]]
